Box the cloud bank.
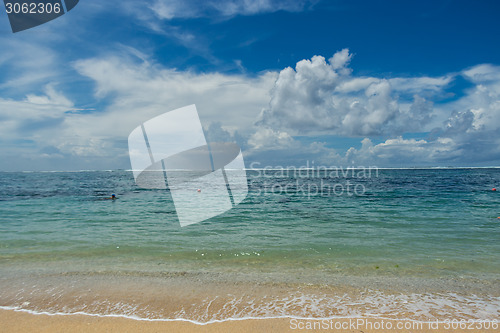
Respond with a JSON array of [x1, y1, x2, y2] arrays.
[[1, 46, 500, 170], [257, 49, 450, 137], [252, 50, 500, 166]]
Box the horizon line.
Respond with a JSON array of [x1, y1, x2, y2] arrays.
[[2, 166, 500, 173]]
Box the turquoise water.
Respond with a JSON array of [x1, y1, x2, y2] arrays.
[[0, 168, 499, 320]]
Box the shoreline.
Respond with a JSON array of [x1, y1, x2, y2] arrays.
[[1, 308, 498, 333], [1, 269, 498, 324], [0, 274, 500, 324]]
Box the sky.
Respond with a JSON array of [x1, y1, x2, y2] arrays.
[[1, 0, 500, 171]]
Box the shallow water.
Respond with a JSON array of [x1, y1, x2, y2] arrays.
[[0, 169, 499, 321]]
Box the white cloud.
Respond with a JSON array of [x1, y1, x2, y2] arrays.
[[246, 135, 341, 167], [248, 128, 294, 150], [0, 38, 59, 90], [148, 0, 314, 20], [0, 85, 72, 136], [250, 53, 500, 166], [0, 48, 277, 169], [388, 76, 453, 93], [334, 77, 379, 93], [341, 64, 500, 166], [0, 52, 274, 166], [0, 86, 77, 169], [343, 136, 463, 166], [257, 49, 441, 137], [329, 48, 352, 74], [457, 65, 500, 131], [121, 0, 316, 63], [462, 64, 500, 84], [72, 54, 276, 135]]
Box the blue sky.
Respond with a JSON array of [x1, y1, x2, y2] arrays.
[[1, 0, 500, 170]]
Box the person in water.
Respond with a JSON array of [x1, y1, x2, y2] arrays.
[[105, 194, 117, 200]]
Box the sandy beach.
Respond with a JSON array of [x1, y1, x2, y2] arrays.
[[1, 309, 499, 333]]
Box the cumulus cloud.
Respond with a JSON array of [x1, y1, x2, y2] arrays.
[[257, 49, 446, 137], [452, 65, 500, 132], [344, 137, 463, 166], [250, 52, 500, 166], [248, 128, 294, 150], [338, 63, 500, 166]]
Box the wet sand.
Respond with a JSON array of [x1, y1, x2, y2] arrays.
[[1, 268, 499, 326], [1, 309, 499, 333]]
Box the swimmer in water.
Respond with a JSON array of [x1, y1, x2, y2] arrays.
[[105, 194, 117, 200]]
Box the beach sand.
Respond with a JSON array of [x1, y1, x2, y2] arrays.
[[1, 309, 498, 333], [1, 269, 499, 333]]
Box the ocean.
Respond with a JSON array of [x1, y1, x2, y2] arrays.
[[0, 168, 499, 323]]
